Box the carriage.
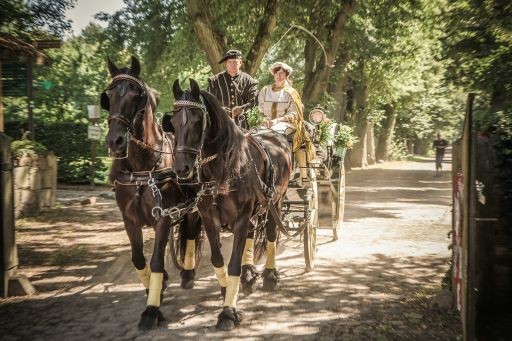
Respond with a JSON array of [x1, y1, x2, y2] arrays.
[[165, 105, 347, 273], [276, 105, 347, 271], [103, 58, 348, 329]]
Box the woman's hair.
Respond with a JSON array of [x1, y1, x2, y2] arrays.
[[272, 66, 289, 77]]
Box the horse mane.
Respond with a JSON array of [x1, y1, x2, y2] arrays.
[[142, 87, 160, 147], [188, 90, 249, 187]]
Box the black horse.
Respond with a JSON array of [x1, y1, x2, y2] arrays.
[[164, 79, 292, 330], [102, 57, 202, 330]]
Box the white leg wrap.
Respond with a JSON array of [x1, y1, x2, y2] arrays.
[[242, 238, 254, 266], [184, 239, 196, 270], [147, 272, 163, 307], [265, 241, 277, 269], [136, 265, 151, 289], [214, 265, 228, 287], [223, 275, 240, 308]]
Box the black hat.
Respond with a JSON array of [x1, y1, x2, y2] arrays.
[[218, 49, 242, 64]]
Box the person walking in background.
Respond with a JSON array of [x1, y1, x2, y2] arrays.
[[433, 132, 448, 176], [207, 49, 259, 129]]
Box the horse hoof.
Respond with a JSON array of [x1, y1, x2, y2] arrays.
[[137, 306, 163, 330], [216, 307, 242, 331], [262, 268, 279, 291], [241, 265, 259, 296], [180, 269, 195, 289]]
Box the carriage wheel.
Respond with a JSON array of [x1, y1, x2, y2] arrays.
[[330, 162, 346, 241], [168, 224, 184, 270], [304, 167, 319, 272]]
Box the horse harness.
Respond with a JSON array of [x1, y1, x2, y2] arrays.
[[172, 98, 218, 183], [105, 73, 179, 221]]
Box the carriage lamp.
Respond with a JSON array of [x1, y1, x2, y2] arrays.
[[309, 106, 326, 125]]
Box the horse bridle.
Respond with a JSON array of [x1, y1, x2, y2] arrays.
[[173, 98, 217, 180], [104, 74, 173, 159], [105, 74, 148, 133]]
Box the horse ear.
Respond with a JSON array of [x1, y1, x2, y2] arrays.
[[172, 79, 184, 99], [100, 91, 109, 111], [131, 56, 141, 77], [189, 78, 200, 99], [107, 57, 119, 76]]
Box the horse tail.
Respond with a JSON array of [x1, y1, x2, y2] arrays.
[[176, 212, 204, 268], [254, 217, 267, 262], [255, 198, 286, 262], [193, 214, 205, 265], [176, 219, 187, 266]]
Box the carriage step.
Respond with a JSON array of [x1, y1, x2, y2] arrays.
[[283, 200, 309, 205], [288, 183, 302, 189]]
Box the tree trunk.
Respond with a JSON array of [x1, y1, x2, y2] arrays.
[[366, 122, 376, 165], [414, 137, 430, 155], [244, 0, 282, 76], [349, 69, 368, 168], [186, 0, 228, 74], [327, 56, 350, 123], [350, 113, 368, 168], [375, 104, 396, 161], [301, 0, 355, 106], [187, 0, 281, 76], [406, 139, 414, 154]]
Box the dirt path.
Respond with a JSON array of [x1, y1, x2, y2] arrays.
[[0, 158, 462, 340]]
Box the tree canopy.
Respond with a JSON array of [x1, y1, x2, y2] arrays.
[[4, 0, 511, 180], [0, 0, 75, 39]]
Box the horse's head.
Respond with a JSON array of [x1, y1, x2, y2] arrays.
[[102, 56, 154, 157], [164, 79, 208, 179]]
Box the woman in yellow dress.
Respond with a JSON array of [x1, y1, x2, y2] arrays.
[[258, 62, 315, 163]]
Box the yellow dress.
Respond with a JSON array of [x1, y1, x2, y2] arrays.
[[258, 84, 315, 162]]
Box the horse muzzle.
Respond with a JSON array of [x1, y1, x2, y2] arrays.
[[175, 163, 195, 180], [106, 131, 129, 157]]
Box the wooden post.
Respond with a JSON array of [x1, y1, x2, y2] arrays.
[[90, 139, 96, 188], [0, 62, 4, 133], [462, 92, 476, 341]]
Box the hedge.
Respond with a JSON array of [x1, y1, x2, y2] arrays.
[[5, 120, 108, 184]]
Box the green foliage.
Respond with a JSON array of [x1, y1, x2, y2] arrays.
[[11, 138, 47, 158], [333, 125, 358, 149], [317, 122, 332, 147], [0, 0, 75, 39], [5, 120, 107, 184], [442, 0, 512, 109], [37, 121, 107, 184], [474, 105, 512, 204], [98, 0, 209, 110], [33, 28, 114, 123], [388, 138, 411, 161], [246, 107, 265, 128]]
